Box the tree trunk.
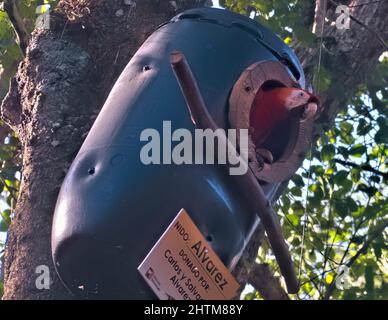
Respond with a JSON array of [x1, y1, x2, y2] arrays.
[[1, 0, 387, 299], [1, 0, 208, 300]]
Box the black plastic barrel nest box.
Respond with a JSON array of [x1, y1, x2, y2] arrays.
[[52, 7, 308, 299]]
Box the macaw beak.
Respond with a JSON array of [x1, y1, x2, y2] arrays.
[[289, 93, 320, 121], [302, 94, 320, 121], [302, 102, 318, 121]]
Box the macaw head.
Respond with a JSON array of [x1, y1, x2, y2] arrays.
[[281, 87, 320, 121]]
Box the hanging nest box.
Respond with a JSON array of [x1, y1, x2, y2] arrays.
[[51, 7, 318, 299]]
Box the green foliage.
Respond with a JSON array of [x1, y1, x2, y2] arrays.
[[269, 64, 387, 300], [0, 10, 22, 96], [218, 1, 387, 300], [0, 1, 59, 99]]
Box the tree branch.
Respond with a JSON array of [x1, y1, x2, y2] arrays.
[[324, 220, 388, 299], [3, 0, 29, 55], [0, 77, 22, 132], [312, 0, 327, 37], [249, 263, 290, 300], [334, 158, 388, 180]]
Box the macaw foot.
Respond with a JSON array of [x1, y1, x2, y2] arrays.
[[256, 148, 274, 168], [302, 102, 318, 121]]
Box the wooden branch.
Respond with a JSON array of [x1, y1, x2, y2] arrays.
[[312, 0, 327, 37], [0, 77, 22, 131], [249, 263, 290, 300], [324, 220, 388, 299]]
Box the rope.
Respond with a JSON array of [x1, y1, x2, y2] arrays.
[[298, 0, 327, 286]]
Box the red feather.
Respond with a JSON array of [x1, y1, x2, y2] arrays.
[[250, 87, 318, 146]]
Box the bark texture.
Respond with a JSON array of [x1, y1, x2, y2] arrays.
[[298, 0, 388, 125], [1, 0, 387, 299], [249, 263, 289, 300], [1, 0, 208, 300]]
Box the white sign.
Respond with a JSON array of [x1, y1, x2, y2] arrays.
[[138, 209, 240, 300]]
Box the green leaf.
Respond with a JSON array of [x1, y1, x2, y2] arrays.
[[287, 213, 299, 226], [321, 145, 336, 162], [294, 26, 316, 46], [314, 65, 332, 92], [339, 122, 355, 144], [370, 175, 381, 184], [333, 170, 348, 184], [372, 242, 382, 259], [357, 118, 371, 136], [0, 218, 9, 232], [375, 121, 388, 144], [337, 146, 350, 159], [244, 292, 256, 300], [291, 201, 305, 216], [340, 121, 353, 133], [365, 265, 374, 294], [290, 186, 302, 197], [357, 184, 378, 197], [292, 174, 304, 187], [325, 272, 334, 284], [309, 185, 324, 207], [281, 195, 291, 211], [345, 198, 358, 213], [333, 199, 349, 218], [350, 168, 361, 183], [1, 209, 11, 225], [349, 144, 366, 158]]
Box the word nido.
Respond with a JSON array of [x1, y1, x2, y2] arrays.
[[174, 220, 190, 242]]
